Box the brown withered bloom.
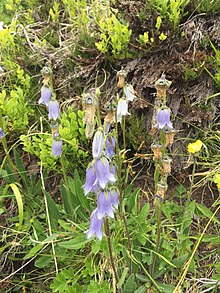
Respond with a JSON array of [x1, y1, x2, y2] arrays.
[[151, 143, 163, 159], [116, 68, 127, 88], [165, 129, 175, 147], [162, 157, 172, 175], [156, 182, 167, 200], [155, 74, 172, 99]]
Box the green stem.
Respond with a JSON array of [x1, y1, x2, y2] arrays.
[[150, 199, 162, 276], [188, 156, 197, 201], [104, 218, 121, 292]]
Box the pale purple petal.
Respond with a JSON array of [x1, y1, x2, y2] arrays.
[[85, 209, 104, 241], [92, 130, 104, 159], [97, 191, 115, 219], [39, 86, 52, 106], [109, 190, 119, 209], [0, 127, 4, 138], [156, 108, 173, 129], [52, 140, 62, 157], [95, 157, 116, 189], [48, 101, 60, 121], [105, 136, 116, 158], [83, 165, 96, 196]]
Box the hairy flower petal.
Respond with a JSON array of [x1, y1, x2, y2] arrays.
[[52, 140, 62, 157], [85, 209, 104, 240], [48, 101, 60, 121], [92, 130, 104, 159], [97, 191, 115, 219], [156, 108, 173, 129]]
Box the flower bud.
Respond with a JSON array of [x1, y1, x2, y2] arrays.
[[92, 130, 104, 159], [117, 68, 126, 88]]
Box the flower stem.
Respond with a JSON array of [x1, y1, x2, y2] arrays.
[[104, 218, 121, 292], [188, 156, 197, 200], [150, 199, 162, 276]]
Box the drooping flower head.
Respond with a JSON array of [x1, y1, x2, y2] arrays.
[[85, 208, 104, 241], [109, 189, 119, 209], [92, 130, 104, 159], [94, 157, 116, 189], [124, 84, 136, 101], [117, 98, 130, 123], [97, 191, 115, 220], [0, 127, 4, 138], [105, 136, 116, 158], [83, 164, 97, 196], [52, 140, 62, 157], [187, 139, 202, 154], [48, 100, 60, 121], [156, 108, 173, 130], [39, 86, 52, 106]]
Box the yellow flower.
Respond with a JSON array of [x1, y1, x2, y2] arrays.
[[213, 174, 220, 189], [187, 139, 202, 154]]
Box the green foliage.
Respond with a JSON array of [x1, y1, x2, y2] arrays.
[[95, 14, 132, 59], [20, 108, 88, 169], [149, 0, 190, 30], [194, 0, 220, 13]]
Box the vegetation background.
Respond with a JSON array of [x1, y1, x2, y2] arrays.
[[0, 0, 220, 292]]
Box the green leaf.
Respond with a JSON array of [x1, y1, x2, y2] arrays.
[[139, 203, 150, 222], [9, 183, 23, 229], [58, 235, 88, 250], [35, 255, 52, 268], [43, 190, 60, 231], [196, 203, 220, 225], [24, 244, 44, 260]]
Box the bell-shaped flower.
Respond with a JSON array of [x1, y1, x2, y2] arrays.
[[94, 157, 116, 189], [105, 136, 116, 158], [83, 164, 97, 196], [52, 140, 62, 157], [48, 100, 60, 121], [92, 130, 104, 159], [124, 84, 136, 101], [85, 208, 104, 241], [109, 189, 119, 209], [117, 98, 130, 123], [97, 191, 115, 219], [156, 108, 173, 130], [39, 86, 52, 106], [0, 127, 4, 138]]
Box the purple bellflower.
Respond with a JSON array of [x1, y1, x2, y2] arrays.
[[83, 157, 116, 195], [83, 165, 97, 196], [0, 127, 4, 138], [52, 140, 62, 157], [97, 191, 115, 219], [109, 189, 119, 209], [85, 208, 104, 240], [94, 157, 116, 189], [92, 130, 104, 159], [156, 108, 173, 130], [39, 86, 52, 106], [48, 100, 60, 121], [105, 136, 116, 158]]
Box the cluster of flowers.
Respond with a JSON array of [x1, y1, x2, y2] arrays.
[[83, 128, 118, 240], [151, 75, 175, 202], [83, 70, 136, 240], [38, 66, 62, 157]]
